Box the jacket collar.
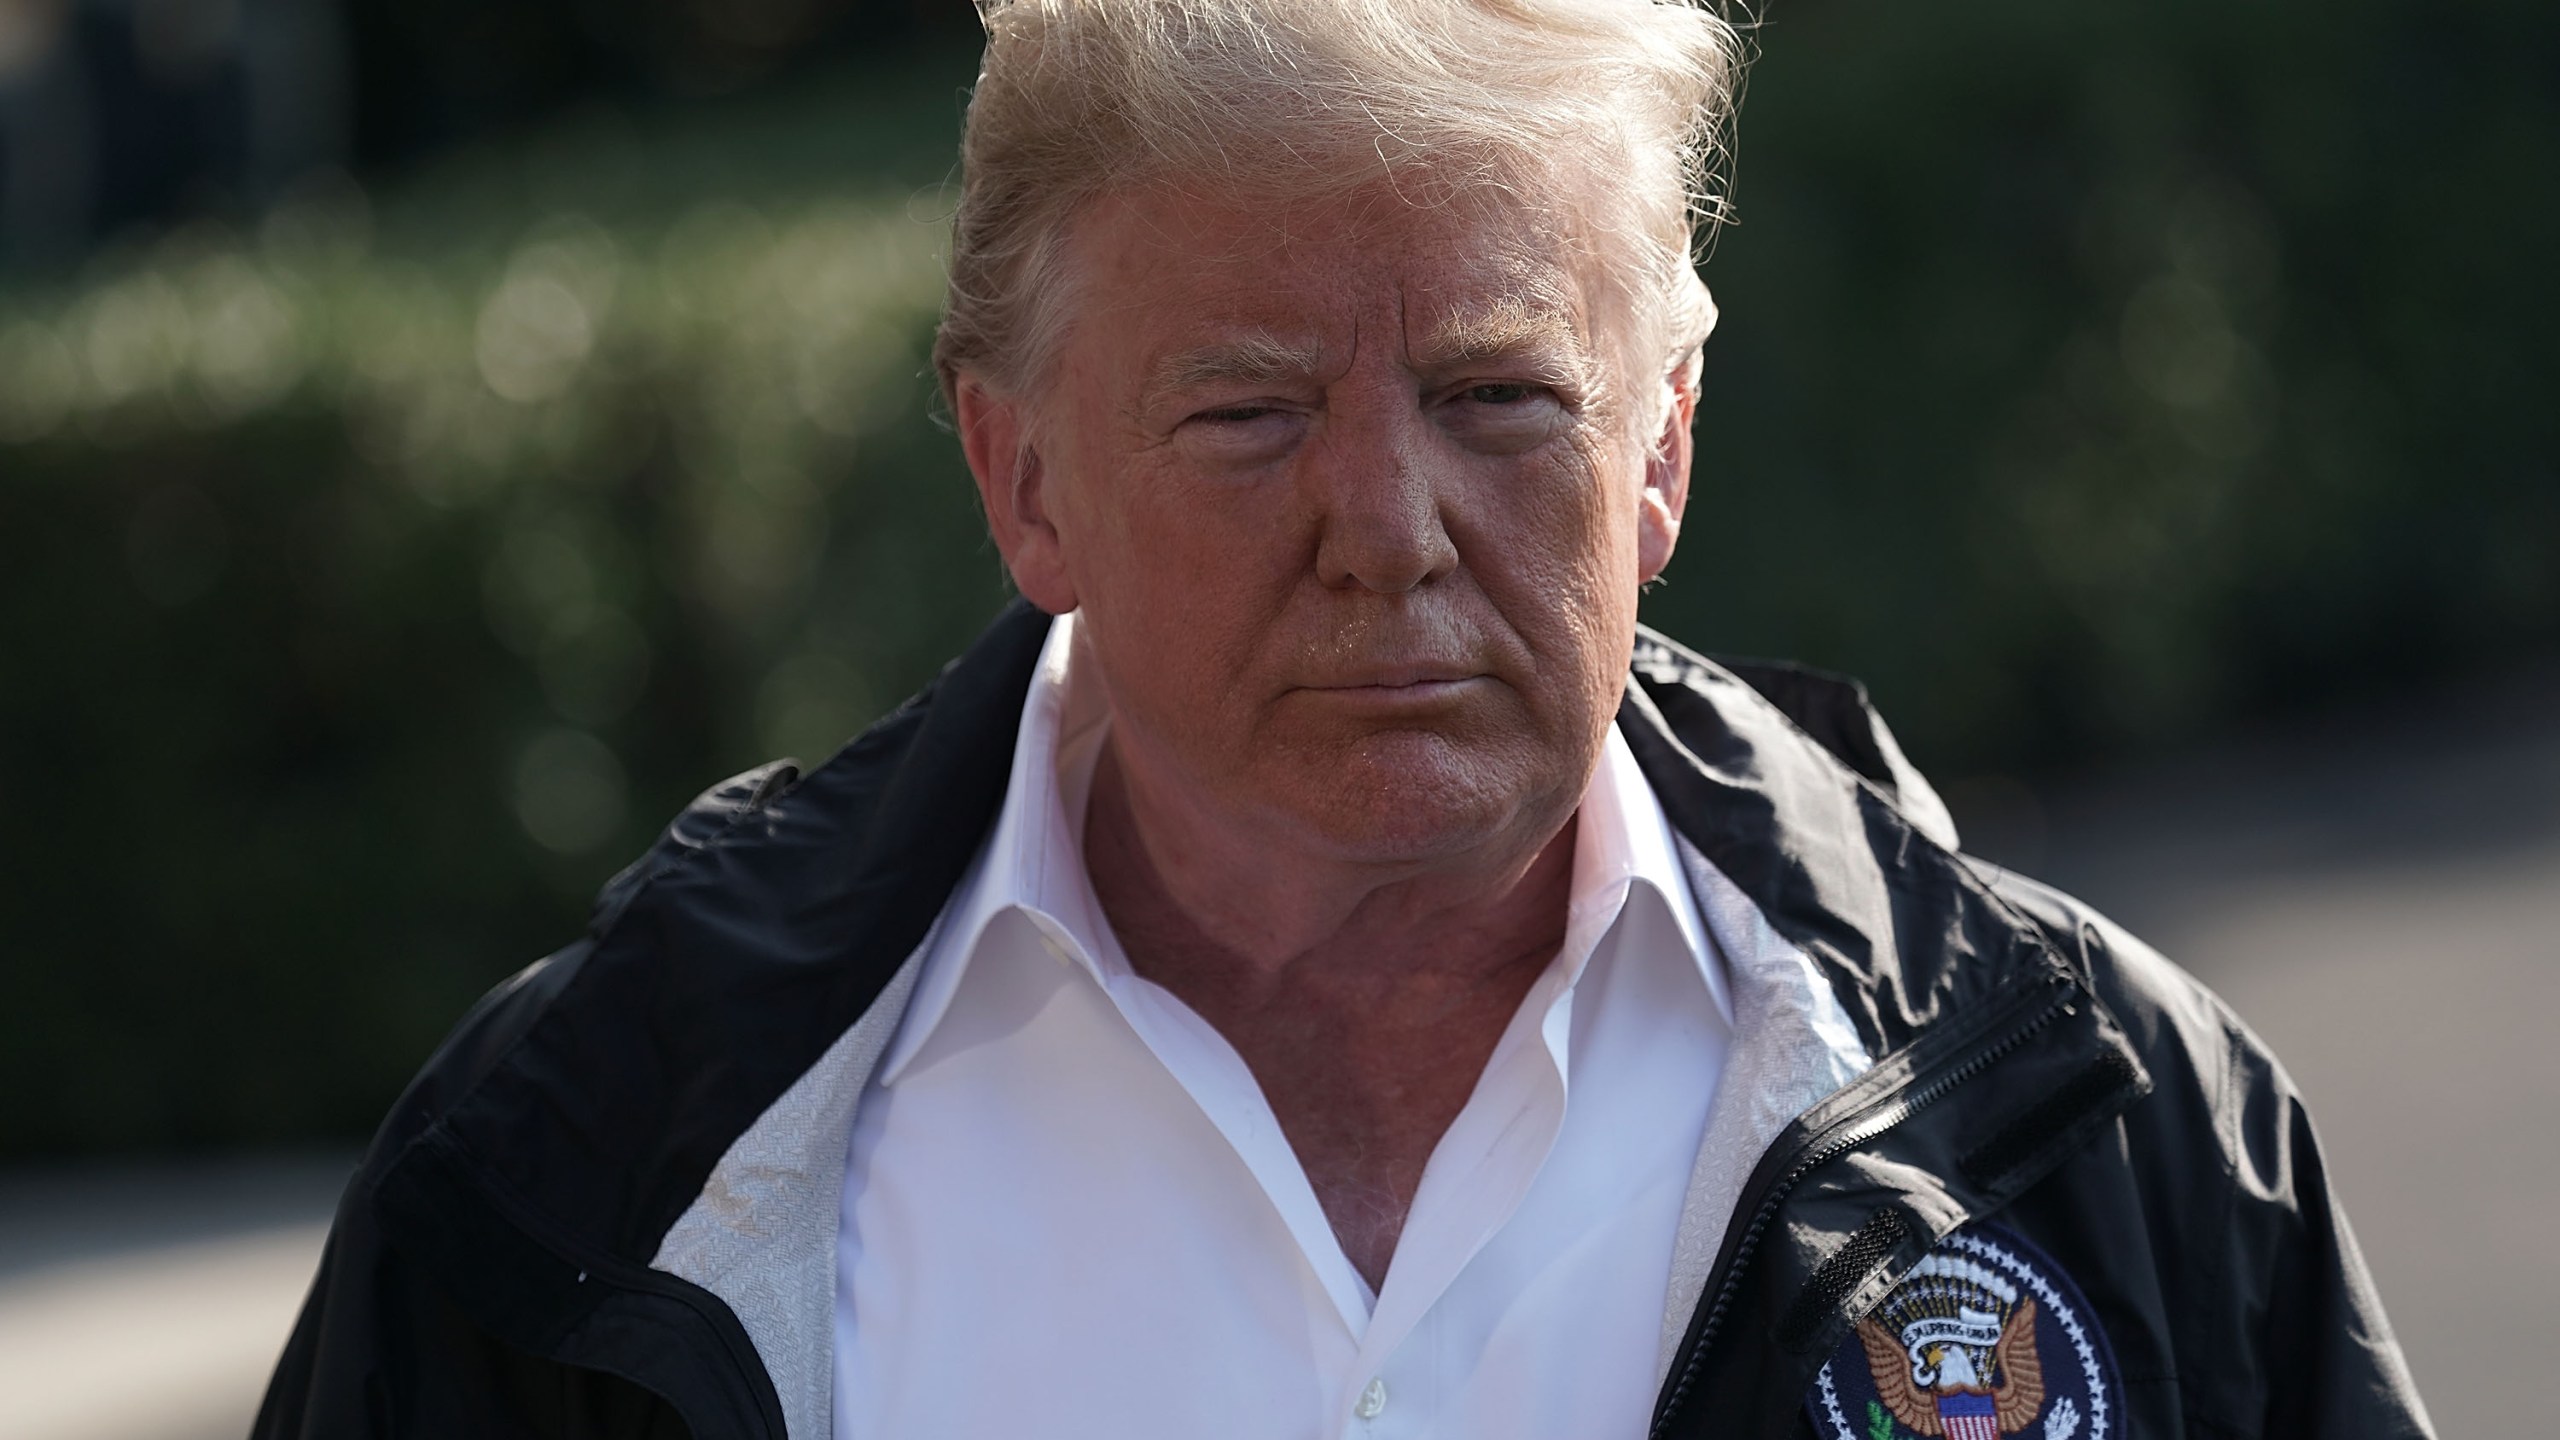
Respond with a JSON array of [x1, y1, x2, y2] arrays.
[[1619, 632, 2150, 1436], [1623, 631, 2078, 1057]]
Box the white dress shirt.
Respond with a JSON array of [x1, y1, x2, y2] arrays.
[[832, 612, 1738, 1439]]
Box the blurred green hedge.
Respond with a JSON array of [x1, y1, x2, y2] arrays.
[[2, 2, 2554, 1155], [0, 51, 1015, 1153], [1646, 0, 2560, 766]]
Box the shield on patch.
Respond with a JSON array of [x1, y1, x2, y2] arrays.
[[1804, 1224, 2120, 1440]]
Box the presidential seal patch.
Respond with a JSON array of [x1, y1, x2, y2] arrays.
[[1805, 1224, 2119, 1440]]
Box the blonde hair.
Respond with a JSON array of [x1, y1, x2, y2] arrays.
[[935, 0, 1744, 426]]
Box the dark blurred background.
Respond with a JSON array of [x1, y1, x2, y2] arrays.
[[0, 0, 2552, 1433]]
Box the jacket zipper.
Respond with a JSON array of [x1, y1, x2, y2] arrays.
[[1648, 973, 2079, 1439]]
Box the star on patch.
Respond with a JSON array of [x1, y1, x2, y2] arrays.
[[1805, 1224, 2120, 1440]]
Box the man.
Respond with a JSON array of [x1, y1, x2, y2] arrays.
[[260, 1, 2434, 1436]]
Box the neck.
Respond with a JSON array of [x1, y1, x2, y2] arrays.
[[1081, 733, 1578, 1006], [1077, 720, 1586, 1292]]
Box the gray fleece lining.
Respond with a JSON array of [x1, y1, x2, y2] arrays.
[[651, 845, 1869, 1437], [1654, 835, 1875, 1384], [650, 938, 928, 1440]]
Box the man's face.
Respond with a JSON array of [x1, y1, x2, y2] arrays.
[[963, 179, 1693, 867]]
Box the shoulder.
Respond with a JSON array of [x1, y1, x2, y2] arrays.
[[357, 608, 1055, 1256], [362, 755, 826, 1167], [1967, 860, 2274, 1146], [1962, 858, 2338, 1303], [1964, 862, 2432, 1435]]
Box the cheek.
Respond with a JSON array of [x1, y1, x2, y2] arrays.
[[1056, 455, 1303, 703], [1086, 469, 1277, 603], [1466, 446, 1648, 734], [1471, 443, 1642, 622]]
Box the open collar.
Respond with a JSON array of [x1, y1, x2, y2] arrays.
[[878, 610, 1738, 1091]]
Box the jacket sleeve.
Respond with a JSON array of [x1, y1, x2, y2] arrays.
[[256, 762, 812, 1437], [257, 1164, 533, 1437], [2213, 1019, 2435, 1439], [251, 942, 694, 1439], [257, 1180, 690, 1438]]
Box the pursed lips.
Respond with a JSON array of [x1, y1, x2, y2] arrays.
[[1298, 664, 1487, 692]]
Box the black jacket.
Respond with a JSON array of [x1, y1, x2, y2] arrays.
[[256, 603, 2435, 1438]]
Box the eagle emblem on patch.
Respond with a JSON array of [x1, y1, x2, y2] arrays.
[[1806, 1224, 2119, 1440]]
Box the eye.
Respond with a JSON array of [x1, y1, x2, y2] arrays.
[[1176, 400, 1304, 464], [1194, 404, 1281, 424], [1436, 378, 1569, 454]]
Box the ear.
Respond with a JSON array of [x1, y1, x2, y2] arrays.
[[955, 374, 1079, 614], [1636, 350, 1699, 584]]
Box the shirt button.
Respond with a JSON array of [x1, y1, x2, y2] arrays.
[[1355, 1377, 1388, 1419]]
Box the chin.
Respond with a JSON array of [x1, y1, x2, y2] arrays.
[[1257, 728, 1565, 865]]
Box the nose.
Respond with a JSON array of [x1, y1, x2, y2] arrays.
[[1305, 407, 1459, 594]]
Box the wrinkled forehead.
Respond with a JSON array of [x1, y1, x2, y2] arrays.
[[1055, 170, 1638, 392]]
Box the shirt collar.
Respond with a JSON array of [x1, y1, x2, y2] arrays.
[[878, 611, 1109, 1084], [1571, 720, 1732, 1030], [878, 615, 1731, 1084]]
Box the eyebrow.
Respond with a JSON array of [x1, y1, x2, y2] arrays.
[[1135, 297, 1599, 414], [1138, 332, 1331, 413], [1412, 295, 1597, 386]]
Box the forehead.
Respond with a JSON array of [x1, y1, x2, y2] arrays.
[[1060, 178, 1608, 378]]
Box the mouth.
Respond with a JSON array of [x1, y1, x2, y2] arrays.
[[1300, 661, 1484, 686], [1293, 667, 1492, 710], [1302, 663, 1485, 691]]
